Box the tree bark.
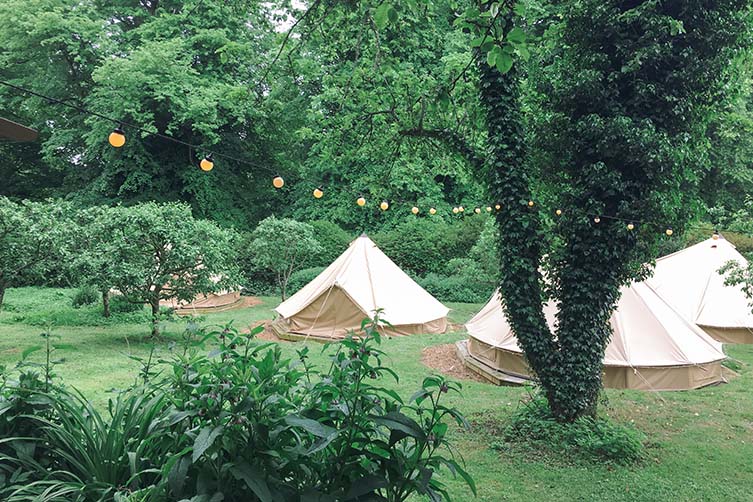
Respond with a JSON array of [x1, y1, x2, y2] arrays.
[[101, 290, 110, 318], [0, 283, 5, 312], [150, 296, 161, 337]]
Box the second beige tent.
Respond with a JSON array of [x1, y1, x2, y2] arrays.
[[647, 236, 753, 344], [274, 234, 449, 339], [463, 282, 726, 390]]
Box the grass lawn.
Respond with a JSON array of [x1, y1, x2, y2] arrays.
[[1, 287, 753, 501]]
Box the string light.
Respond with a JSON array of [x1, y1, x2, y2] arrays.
[[411, 206, 419, 215], [528, 200, 535, 207], [459, 206, 465, 213], [199, 154, 214, 172], [627, 222, 635, 231], [272, 175, 284, 189], [429, 207, 437, 215], [357, 196, 366, 207], [594, 216, 601, 224], [380, 201, 389, 211], [665, 227, 674, 236], [452, 207, 459, 214], [486, 206, 492, 212], [495, 204, 501, 210], [474, 208, 481, 214], [108, 126, 126, 148], [555, 209, 562, 216], [313, 187, 323, 199]]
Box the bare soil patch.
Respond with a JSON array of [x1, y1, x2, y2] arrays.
[[421, 343, 487, 383]]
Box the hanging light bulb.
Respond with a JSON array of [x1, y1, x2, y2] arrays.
[[429, 207, 437, 215], [380, 201, 389, 211], [459, 206, 465, 213], [665, 227, 674, 236], [555, 209, 562, 216], [357, 196, 366, 207], [627, 222, 635, 231], [593, 216, 601, 224], [272, 175, 284, 188], [452, 207, 459, 214], [495, 204, 501, 211], [712, 229, 720, 240], [411, 206, 419, 215], [313, 187, 324, 199], [474, 207, 481, 214], [199, 154, 214, 172], [486, 206, 492, 212], [108, 126, 126, 148], [527, 200, 535, 207]]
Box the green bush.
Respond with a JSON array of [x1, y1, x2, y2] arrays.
[[417, 258, 496, 303], [309, 220, 352, 266], [500, 395, 644, 465], [0, 320, 476, 501], [71, 285, 99, 308], [287, 266, 325, 295], [109, 294, 144, 314], [373, 217, 485, 276]]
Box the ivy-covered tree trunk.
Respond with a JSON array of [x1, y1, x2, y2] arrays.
[[101, 290, 110, 318], [480, 2, 751, 422], [478, 41, 576, 419]]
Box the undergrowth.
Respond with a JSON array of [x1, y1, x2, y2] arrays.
[[493, 394, 645, 466]]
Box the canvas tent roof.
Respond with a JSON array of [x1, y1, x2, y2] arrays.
[[464, 282, 726, 390], [646, 236, 753, 343], [274, 234, 449, 339]]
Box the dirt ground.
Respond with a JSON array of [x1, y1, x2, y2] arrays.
[[421, 343, 487, 383]]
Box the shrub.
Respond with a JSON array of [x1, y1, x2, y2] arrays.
[[287, 266, 325, 295], [0, 319, 476, 501], [109, 295, 144, 314], [500, 395, 644, 465], [309, 220, 352, 265], [71, 284, 99, 308], [418, 259, 496, 303]]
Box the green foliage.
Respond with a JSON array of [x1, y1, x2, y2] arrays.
[[373, 217, 485, 276], [419, 258, 496, 303], [71, 285, 99, 308], [499, 395, 644, 465], [246, 216, 323, 300], [92, 202, 241, 336], [287, 266, 326, 296], [0, 198, 73, 310], [0, 318, 475, 501], [481, 1, 753, 421], [308, 220, 352, 265]]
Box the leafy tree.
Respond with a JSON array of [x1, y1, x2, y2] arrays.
[[0, 198, 71, 310], [68, 205, 120, 317], [97, 202, 241, 336], [480, 1, 751, 420], [247, 216, 323, 300]]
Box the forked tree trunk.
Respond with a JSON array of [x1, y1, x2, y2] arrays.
[[102, 290, 110, 318]]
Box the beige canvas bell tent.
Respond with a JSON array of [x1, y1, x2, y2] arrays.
[[160, 289, 242, 313], [274, 234, 449, 339], [461, 282, 726, 390], [647, 236, 753, 344]]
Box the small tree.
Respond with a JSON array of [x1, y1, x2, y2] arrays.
[[100, 202, 241, 336], [0, 198, 71, 310], [247, 216, 323, 300], [69, 205, 119, 317]]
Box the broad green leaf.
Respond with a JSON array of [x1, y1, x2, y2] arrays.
[[192, 425, 223, 462], [229, 461, 272, 501], [496, 52, 513, 74], [285, 415, 337, 438], [373, 4, 390, 29]]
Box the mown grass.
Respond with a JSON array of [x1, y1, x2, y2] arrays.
[[1, 287, 752, 501]]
